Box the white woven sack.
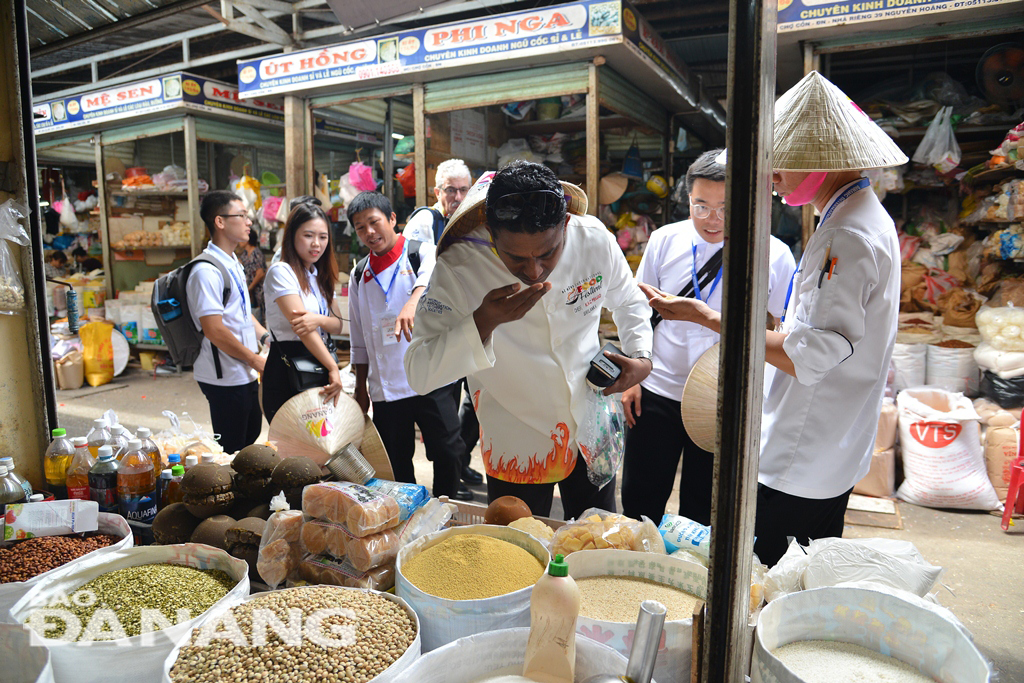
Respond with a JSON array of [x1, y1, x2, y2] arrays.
[[0, 513, 133, 622], [395, 524, 549, 652], [162, 586, 420, 683], [751, 586, 991, 683], [926, 344, 979, 394], [10, 544, 250, 683], [895, 388, 1002, 510], [391, 627, 643, 683], [0, 623, 54, 683], [890, 343, 926, 391], [973, 341, 1024, 380]]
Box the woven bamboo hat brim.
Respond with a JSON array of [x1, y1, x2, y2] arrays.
[[599, 172, 629, 204], [680, 342, 720, 453], [437, 174, 588, 256], [773, 71, 909, 172]]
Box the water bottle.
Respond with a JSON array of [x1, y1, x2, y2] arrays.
[[88, 446, 119, 513], [0, 465, 27, 505], [0, 457, 32, 499], [117, 439, 157, 524], [44, 428, 75, 499]]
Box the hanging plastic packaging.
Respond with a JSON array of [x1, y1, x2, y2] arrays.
[[911, 105, 962, 173], [0, 200, 30, 314], [349, 161, 376, 192], [577, 388, 626, 490]]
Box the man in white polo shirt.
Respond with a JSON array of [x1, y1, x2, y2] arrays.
[[187, 190, 269, 453]]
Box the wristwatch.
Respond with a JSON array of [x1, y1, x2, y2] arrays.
[[629, 350, 653, 361], [260, 332, 270, 347]]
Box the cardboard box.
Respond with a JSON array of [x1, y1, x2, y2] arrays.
[[984, 426, 1018, 501], [852, 448, 896, 498], [1, 500, 98, 540], [108, 215, 143, 242]]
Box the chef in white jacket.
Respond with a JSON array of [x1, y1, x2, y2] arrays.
[[405, 161, 653, 519], [643, 71, 908, 565]]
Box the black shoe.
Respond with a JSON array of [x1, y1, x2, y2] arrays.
[[452, 484, 474, 501], [461, 466, 483, 485]]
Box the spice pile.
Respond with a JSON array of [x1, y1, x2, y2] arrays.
[[577, 576, 701, 622], [772, 640, 933, 683], [0, 534, 122, 583], [401, 533, 543, 600], [27, 563, 236, 640], [169, 586, 417, 683]]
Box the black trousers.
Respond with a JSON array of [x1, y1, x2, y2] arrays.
[[372, 384, 463, 498], [753, 484, 853, 567], [487, 453, 617, 521], [198, 380, 262, 454], [621, 386, 714, 526], [262, 340, 329, 425], [457, 378, 480, 470]]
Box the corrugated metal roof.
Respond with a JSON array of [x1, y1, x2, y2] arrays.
[[28, 0, 182, 48]]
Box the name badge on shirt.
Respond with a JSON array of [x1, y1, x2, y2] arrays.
[[380, 314, 399, 346]]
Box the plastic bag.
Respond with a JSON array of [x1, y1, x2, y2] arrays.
[[0, 623, 54, 683], [0, 200, 30, 314], [577, 388, 626, 490], [301, 482, 401, 536], [10, 544, 249, 683], [396, 163, 416, 198], [659, 513, 711, 558], [974, 342, 1024, 379], [231, 174, 261, 215], [980, 370, 1024, 408], [349, 162, 376, 193], [364, 478, 429, 521], [80, 321, 115, 387], [256, 491, 303, 589], [549, 508, 665, 558], [926, 342, 979, 394], [299, 554, 396, 590], [152, 411, 223, 459], [912, 106, 961, 173]]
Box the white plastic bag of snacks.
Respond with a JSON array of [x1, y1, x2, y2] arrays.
[[566, 549, 716, 683], [577, 388, 627, 489], [10, 544, 249, 683], [977, 305, 1024, 352], [392, 627, 633, 683], [0, 513, 133, 620], [0, 200, 31, 314], [896, 388, 1002, 510], [764, 537, 943, 603], [549, 508, 665, 558], [751, 586, 992, 683], [163, 586, 421, 683], [0, 622, 54, 683], [396, 525, 550, 652], [257, 492, 304, 589]]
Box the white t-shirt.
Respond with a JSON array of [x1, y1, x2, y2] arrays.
[[760, 179, 901, 499], [402, 201, 445, 244], [637, 219, 796, 402], [185, 243, 258, 386], [264, 261, 330, 343]]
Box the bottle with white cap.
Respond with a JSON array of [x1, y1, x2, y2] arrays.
[[0, 465, 27, 505], [136, 426, 163, 473], [88, 446, 119, 513], [108, 425, 131, 460], [66, 436, 95, 501], [86, 418, 111, 460], [117, 439, 157, 524], [200, 453, 216, 465], [184, 455, 199, 471], [0, 457, 32, 499]]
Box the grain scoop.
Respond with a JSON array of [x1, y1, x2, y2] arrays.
[[268, 387, 394, 481]]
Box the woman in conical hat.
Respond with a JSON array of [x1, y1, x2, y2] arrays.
[[641, 71, 907, 566]]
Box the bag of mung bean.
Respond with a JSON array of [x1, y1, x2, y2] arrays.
[[0, 513, 133, 621], [10, 543, 249, 683], [0, 622, 53, 683]]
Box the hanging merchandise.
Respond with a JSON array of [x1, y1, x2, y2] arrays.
[[314, 172, 332, 207], [599, 173, 629, 205], [58, 179, 78, 232], [0, 200, 30, 314], [912, 106, 962, 174], [396, 163, 417, 199], [262, 195, 284, 223], [394, 135, 415, 155], [622, 132, 644, 179], [232, 174, 262, 218], [646, 175, 669, 198], [349, 160, 376, 193]]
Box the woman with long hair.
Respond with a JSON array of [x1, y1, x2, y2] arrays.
[[261, 202, 342, 424], [237, 227, 267, 324]]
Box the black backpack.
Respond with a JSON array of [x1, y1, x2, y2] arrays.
[[353, 239, 422, 284], [408, 206, 446, 245], [151, 255, 233, 376]]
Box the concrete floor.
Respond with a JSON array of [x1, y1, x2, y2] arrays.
[[56, 365, 1024, 681]]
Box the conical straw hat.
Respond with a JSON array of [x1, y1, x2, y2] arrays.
[[773, 71, 909, 172], [680, 342, 720, 453], [437, 172, 588, 256]]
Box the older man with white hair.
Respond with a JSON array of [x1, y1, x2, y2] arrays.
[[404, 158, 473, 245]]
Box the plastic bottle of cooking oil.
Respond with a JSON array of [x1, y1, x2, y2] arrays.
[[107, 425, 131, 460], [136, 426, 163, 473], [86, 418, 111, 460], [66, 436, 95, 501], [117, 439, 157, 524], [44, 428, 75, 499]]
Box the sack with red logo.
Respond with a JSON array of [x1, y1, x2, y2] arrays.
[[895, 388, 1002, 510]]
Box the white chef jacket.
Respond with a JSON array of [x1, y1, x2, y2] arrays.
[[403, 201, 445, 244], [638, 219, 796, 402], [760, 179, 900, 499], [351, 237, 435, 402], [404, 214, 653, 484], [264, 261, 329, 343], [186, 242, 258, 386]]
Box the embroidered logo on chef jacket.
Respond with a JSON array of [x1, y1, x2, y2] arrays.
[[422, 297, 452, 315], [563, 273, 604, 316]]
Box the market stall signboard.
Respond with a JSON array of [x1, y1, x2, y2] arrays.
[[778, 0, 1020, 32], [236, 0, 691, 105], [33, 73, 284, 136], [313, 117, 382, 144]]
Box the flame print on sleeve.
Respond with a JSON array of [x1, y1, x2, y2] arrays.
[[482, 422, 577, 484]]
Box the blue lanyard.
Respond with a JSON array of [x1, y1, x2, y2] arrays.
[[227, 263, 249, 323], [691, 243, 723, 303], [780, 178, 869, 323], [367, 241, 406, 306]]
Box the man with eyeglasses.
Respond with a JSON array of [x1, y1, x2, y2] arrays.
[[187, 190, 271, 453], [404, 158, 473, 245], [620, 149, 795, 527], [404, 161, 653, 519]]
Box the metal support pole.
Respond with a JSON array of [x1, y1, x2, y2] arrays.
[[91, 61, 98, 83], [703, 0, 777, 681], [95, 135, 113, 299], [413, 84, 426, 208], [383, 99, 394, 204]]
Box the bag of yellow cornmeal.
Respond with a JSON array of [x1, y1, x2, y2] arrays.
[[401, 533, 544, 600]]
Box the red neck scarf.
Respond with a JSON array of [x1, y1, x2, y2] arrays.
[[365, 235, 404, 281]]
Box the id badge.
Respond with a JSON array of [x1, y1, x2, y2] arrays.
[[380, 314, 399, 346]]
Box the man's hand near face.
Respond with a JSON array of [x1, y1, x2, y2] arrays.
[[473, 282, 551, 343]]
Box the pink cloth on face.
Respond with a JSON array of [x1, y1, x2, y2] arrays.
[[782, 172, 827, 206]]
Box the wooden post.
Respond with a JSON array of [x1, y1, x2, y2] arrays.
[[285, 94, 306, 198], [413, 84, 427, 208], [184, 115, 201, 258], [691, 601, 706, 683], [383, 99, 395, 204], [586, 60, 601, 215], [94, 134, 114, 299], [305, 104, 314, 196], [801, 43, 821, 250]]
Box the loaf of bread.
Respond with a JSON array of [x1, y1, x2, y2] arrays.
[[300, 553, 396, 590], [344, 528, 400, 572], [302, 482, 401, 537]]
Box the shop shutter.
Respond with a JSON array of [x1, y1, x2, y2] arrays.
[[423, 62, 589, 113], [36, 139, 96, 167], [597, 66, 669, 136]]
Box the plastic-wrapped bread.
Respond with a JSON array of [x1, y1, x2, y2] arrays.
[[300, 520, 330, 556], [300, 553, 396, 590], [343, 527, 399, 572], [302, 481, 401, 537], [257, 538, 300, 588]]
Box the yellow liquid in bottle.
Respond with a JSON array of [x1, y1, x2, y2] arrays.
[[45, 453, 73, 488]]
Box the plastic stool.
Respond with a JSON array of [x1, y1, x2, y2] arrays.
[[1000, 453, 1024, 531]]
